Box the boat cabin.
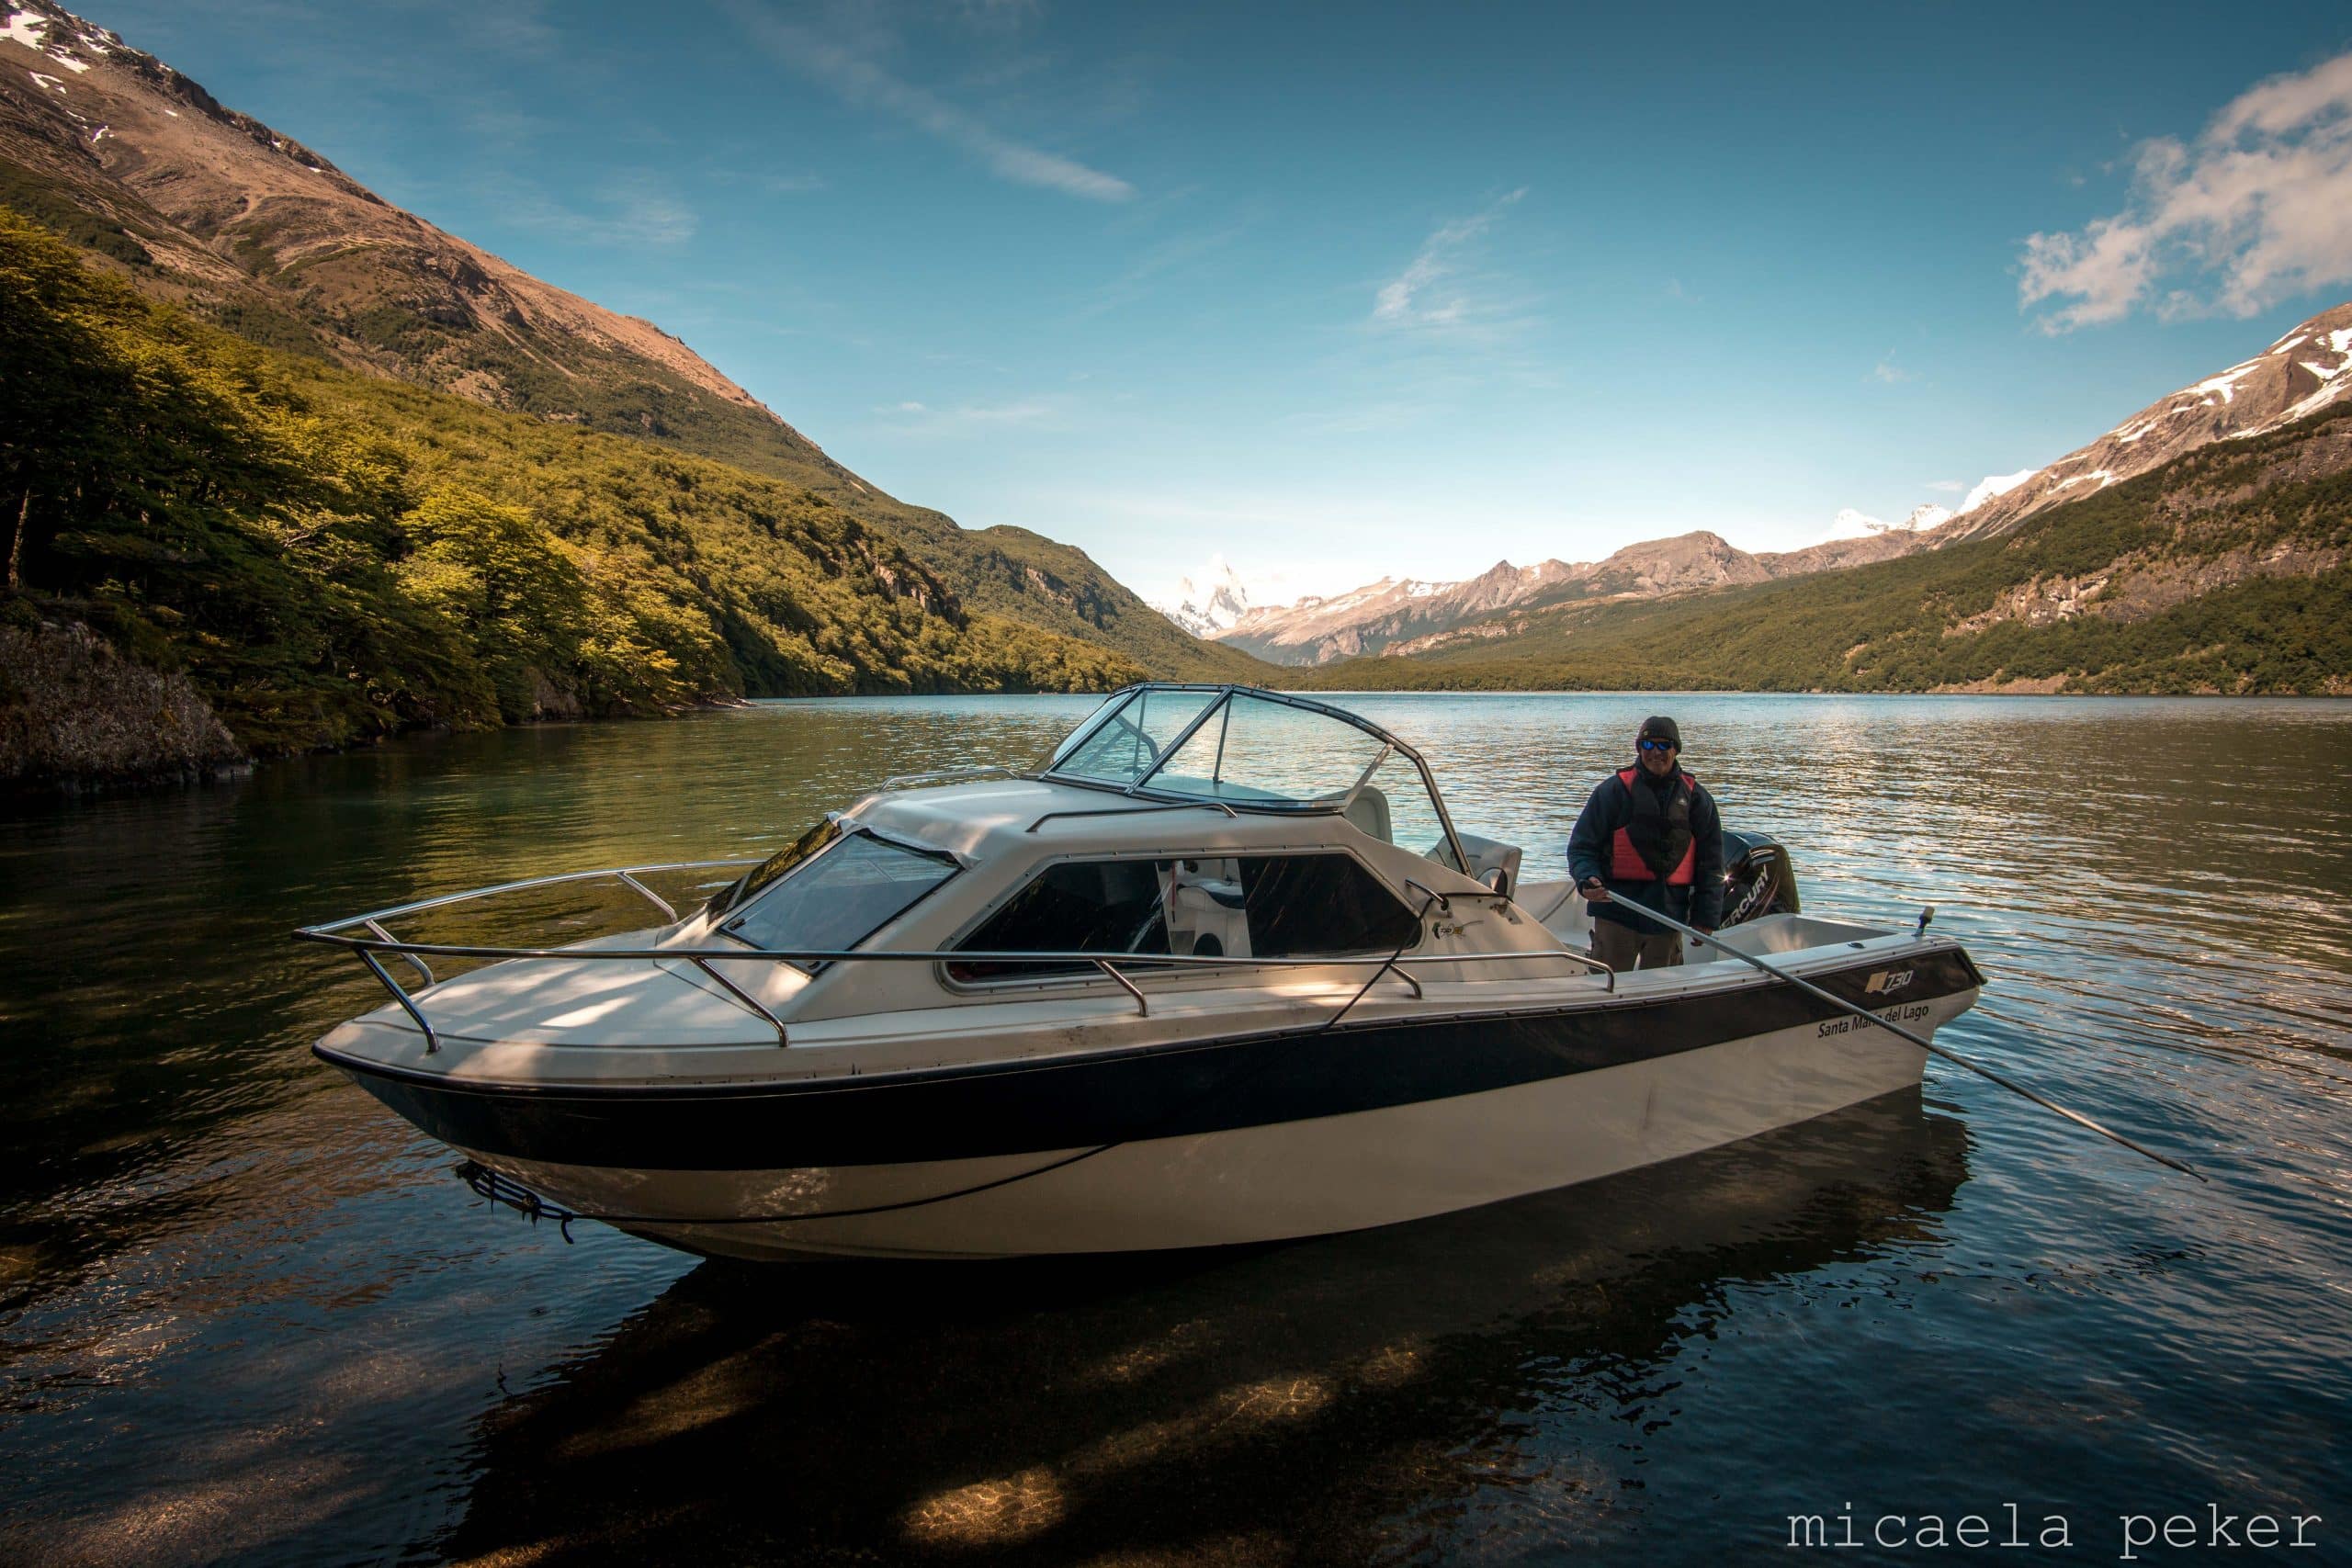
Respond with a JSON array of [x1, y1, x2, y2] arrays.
[[667, 685, 1545, 1024]]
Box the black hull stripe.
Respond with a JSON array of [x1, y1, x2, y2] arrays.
[[325, 948, 1982, 1170]]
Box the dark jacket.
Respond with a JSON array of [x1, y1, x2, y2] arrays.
[[1566, 763, 1725, 935]]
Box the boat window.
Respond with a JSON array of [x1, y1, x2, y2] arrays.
[[1047, 688, 1218, 787], [949, 852, 1419, 983], [949, 859, 1172, 981], [1149, 693, 1388, 806], [1357, 750, 1462, 870], [705, 817, 842, 919], [1238, 854, 1420, 955], [722, 830, 958, 966]]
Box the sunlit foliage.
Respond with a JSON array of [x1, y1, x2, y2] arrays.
[[0, 210, 1146, 758]]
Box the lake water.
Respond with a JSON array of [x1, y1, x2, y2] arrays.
[[2, 693, 2347, 1565]]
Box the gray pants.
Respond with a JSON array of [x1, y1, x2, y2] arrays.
[[1592, 918, 1682, 971]]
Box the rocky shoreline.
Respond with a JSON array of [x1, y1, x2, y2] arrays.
[[0, 616, 785, 802], [0, 619, 250, 798]]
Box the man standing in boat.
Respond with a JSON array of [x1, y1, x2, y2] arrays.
[[1567, 716, 1725, 969]]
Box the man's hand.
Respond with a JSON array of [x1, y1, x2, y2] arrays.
[[1577, 877, 1610, 904]]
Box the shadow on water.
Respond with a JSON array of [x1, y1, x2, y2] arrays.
[[429, 1091, 1968, 1566]]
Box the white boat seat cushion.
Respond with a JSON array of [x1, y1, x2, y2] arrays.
[[1342, 784, 1391, 843], [1454, 832, 1523, 898]]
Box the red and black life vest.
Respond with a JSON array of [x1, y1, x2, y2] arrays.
[[1608, 765, 1697, 885]]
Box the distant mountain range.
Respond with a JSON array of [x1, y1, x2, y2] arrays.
[[1283, 319, 2352, 695], [1201, 520, 1943, 667], [0, 0, 1267, 685], [1182, 302, 2352, 668]]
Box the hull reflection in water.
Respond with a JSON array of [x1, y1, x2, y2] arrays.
[[435, 1089, 1968, 1563]]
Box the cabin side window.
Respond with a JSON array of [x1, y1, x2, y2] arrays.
[[948, 853, 1419, 983], [721, 830, 958, 968]]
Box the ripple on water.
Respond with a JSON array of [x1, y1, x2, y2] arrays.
[[0, 693, 2346, 1564]]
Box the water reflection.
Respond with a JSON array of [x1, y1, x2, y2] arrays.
[[435, 1093, 1968, 1565], [3, 694, 2349, 1564]]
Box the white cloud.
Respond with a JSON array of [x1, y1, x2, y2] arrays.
[[1924, 479, 1967, 494], [1078, 220, 1249, 320], [1868, 354, 1917, 385], [2020, 50, 2352, 331], [878, 398, 1057, 431], [475, 175, 695, 246], [718, 0, 1133, 202], [1372, 187, 1529, 331]]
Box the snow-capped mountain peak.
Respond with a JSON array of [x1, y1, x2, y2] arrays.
[[1960, 468, 2039, 515], [1818, 503, 1954, 544], [1152, 556, 1254, 638], [1, 5, 113, 73], [1941, 301, 2352, 542]]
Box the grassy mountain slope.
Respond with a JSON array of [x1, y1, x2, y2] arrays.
[[0, 5, 1269, 682], [0, 211, 1147, 771], [1297, 405, 2352, 696]]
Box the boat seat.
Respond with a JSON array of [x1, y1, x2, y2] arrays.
[[1454, 832, 1522, 899], [1164, 858, 1253, 959], [1342, 785, 1391, 843]]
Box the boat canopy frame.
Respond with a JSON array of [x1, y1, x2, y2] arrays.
[[1035, 683, 1471, 874]]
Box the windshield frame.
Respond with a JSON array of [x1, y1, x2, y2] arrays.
[[1037, 683, 1468, 870]]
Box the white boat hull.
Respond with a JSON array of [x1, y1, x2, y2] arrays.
[[460, 985, 1973, 1259]]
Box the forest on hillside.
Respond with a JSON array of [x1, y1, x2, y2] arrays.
[[1298, 412, 2352, 698], [0, 210, 1146, 776]]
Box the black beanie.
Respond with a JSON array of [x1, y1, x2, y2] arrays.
[[1637, 716, 1681, 749]]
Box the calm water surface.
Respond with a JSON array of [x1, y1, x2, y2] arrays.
[[2, 694, 2347, 1565]]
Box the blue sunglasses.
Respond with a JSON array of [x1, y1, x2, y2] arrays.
[[1637, 739, 1677, 752]]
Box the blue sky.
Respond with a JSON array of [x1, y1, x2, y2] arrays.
[[90, 1, 2352, 607]]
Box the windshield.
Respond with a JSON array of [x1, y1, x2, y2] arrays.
[[706, 818, 842, 919], [1038, 685, 1468, 868], [1150, 692, 1388, 804], [1046, 687, 1217, 786], [719, 829, 958, 966]]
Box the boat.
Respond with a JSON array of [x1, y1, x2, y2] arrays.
[[299, 683, 1985, 1260]]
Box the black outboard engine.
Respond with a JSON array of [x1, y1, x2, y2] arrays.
[[1720, 829, 1800, 927]]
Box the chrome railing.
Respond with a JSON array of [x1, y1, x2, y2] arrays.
[[294, 861, 1617, 1055]]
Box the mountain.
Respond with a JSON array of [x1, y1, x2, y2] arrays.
[[1822, 503, 1953, 542], [1, 212, 1150, 789], [1215, 302, 2352, 673], [1217, 523, 1945, 667], [0, 0, 1268, 683], [1152, 558, 1253, 637], [1941, 304, 2352, 540], [1293, 380, 2352, 696], [1218, 571, 1476, 664]]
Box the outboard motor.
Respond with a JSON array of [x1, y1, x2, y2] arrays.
[[1720, 829, 1800, 927]]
